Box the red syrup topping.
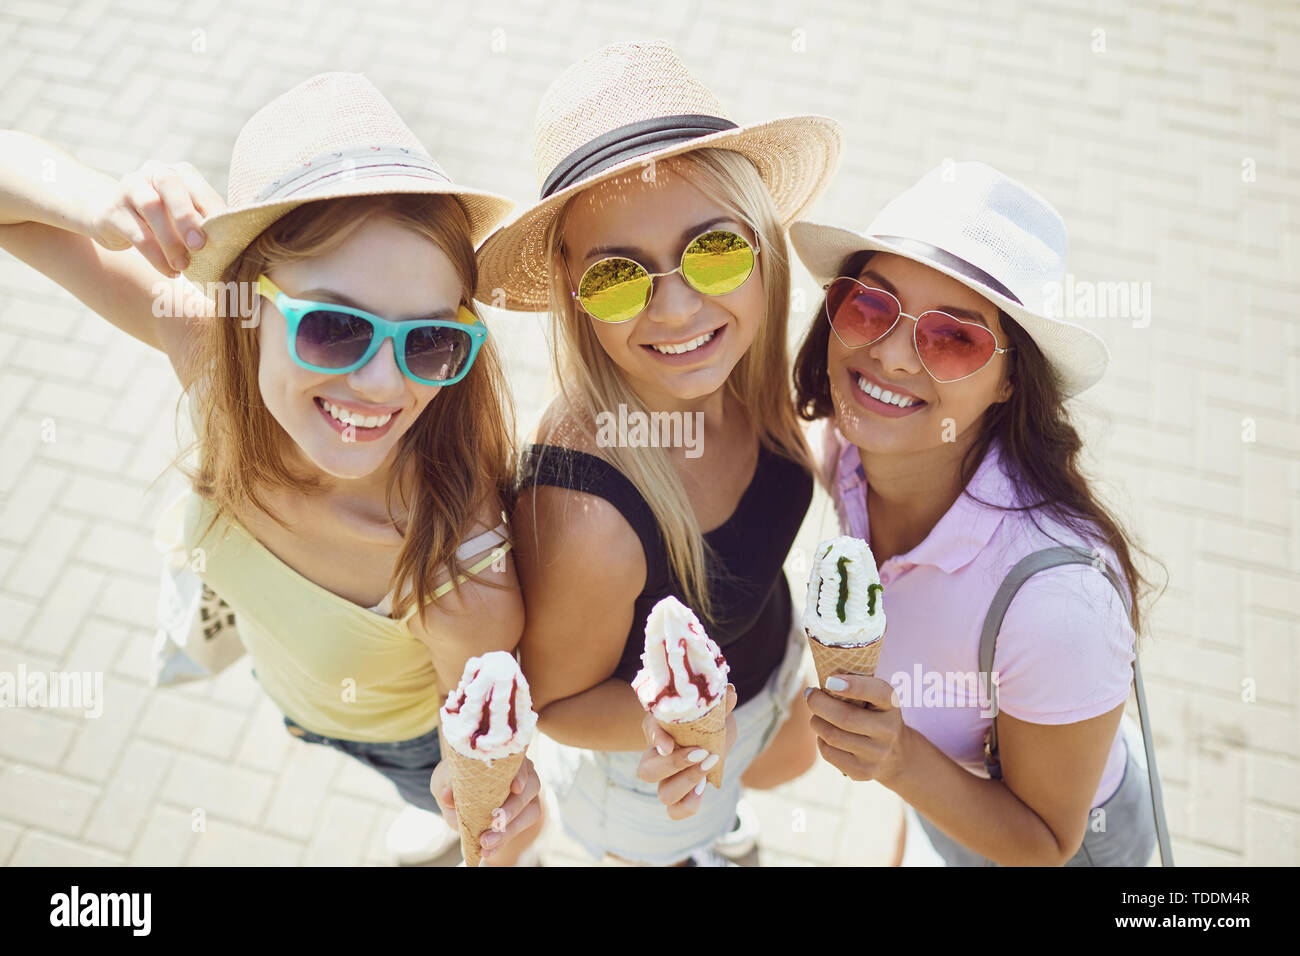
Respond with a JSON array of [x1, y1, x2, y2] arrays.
[[469, 684, 493, 751], [507, 678, 519, 733], [443, 667, 480, 716], [650, 637, 680, 707], [680, 637, 718, 704]]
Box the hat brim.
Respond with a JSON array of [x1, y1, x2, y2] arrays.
[[183, 177, 516, 288], [788, 220, 1111, 397], [474, 115, 843, 312]]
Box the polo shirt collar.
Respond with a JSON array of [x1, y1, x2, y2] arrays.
[[899, 437, 1019, 574]]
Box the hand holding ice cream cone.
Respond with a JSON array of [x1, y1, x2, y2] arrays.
[[804, 672, 908, 786], [638, 684, 738, 820], [436, 650, 540, 866], [631, 596, 734, 818], [429, 752, 542, 866]]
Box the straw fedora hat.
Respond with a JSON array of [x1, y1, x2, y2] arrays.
[[790, 161, 1111, 397], [474, 39, 843, 312], [183, 72, 516, 288]]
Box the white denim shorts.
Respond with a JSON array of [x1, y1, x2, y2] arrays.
[[534, 621, 809, 865]]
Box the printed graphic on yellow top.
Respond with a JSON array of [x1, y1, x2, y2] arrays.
[[154, 490, 508, 744]]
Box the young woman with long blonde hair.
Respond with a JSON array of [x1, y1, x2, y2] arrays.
[[476, 41, 843, 866]]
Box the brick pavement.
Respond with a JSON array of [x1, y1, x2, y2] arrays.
[[0, 0, 1295, 866]]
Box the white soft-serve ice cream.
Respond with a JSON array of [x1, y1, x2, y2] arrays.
[[439, 650, 537, 760], [804, 536, 886, 646], [632, 596, 730, 723]]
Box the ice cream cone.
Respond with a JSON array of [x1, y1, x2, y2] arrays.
[[444, 745, 525, 867], [808, 627, 884, 706], [658, 700, 727, 788]]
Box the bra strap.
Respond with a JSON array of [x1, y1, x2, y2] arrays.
[[455, 523, 507, 560]]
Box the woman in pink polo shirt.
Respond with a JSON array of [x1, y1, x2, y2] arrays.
[[790, 162, 1167, 866]]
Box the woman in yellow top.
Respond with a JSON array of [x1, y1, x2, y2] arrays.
[[0, 73, 543, 866]]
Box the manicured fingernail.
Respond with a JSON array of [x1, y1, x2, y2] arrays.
[[656, 741, 671, 756], [804, 687, 812, 700], [694, 780, 706, 796], [826, 677, 848, 691], [687, 749, 707, 763], [701, 754, 719, 772], [186, 229, 204, 249]]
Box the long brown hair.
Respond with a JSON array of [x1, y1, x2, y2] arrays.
[[794, 250, 1167, 638], [538, 148, 812, 619], [183, 192, 516, 621]]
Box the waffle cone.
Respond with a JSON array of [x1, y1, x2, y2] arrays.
[[444, 745, 525, 867], [657, 700, 727, 788], [807, 627, 884, 707]]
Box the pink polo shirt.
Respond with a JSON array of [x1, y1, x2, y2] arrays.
[[818, 423, 1135, 808]]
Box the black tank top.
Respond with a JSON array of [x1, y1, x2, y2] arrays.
[[519, 440, 813, 704]]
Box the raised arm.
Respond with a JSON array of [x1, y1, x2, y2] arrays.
[[0, 130, 224, 382]]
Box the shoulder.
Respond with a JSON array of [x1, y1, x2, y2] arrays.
[[987, 508, 1134, 637], [513, 480, 647, 586], [410, 507, 523, 652], [514, 403, 649, 601], [453, 499, 509, 559], [519, 404, 647, 562], [992, 556, 1136, 723], [532, 399, 604, 457], [1003, 559, 1131, 632]]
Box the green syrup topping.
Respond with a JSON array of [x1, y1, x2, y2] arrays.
[[867, 582, 883, 615], [836, 556, 850, 623]]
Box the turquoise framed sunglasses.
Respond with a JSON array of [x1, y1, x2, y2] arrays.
[[256, 275, 487, 386]]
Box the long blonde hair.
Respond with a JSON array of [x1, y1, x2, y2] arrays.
[[539, 148, 810, 619], [185, 193, 516, 621]]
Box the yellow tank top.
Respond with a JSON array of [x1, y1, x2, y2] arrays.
[[155, 490, 509, 743]]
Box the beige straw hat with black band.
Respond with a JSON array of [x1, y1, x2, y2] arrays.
[[474, 39, 843, 312], [183, 72, 515, 289]]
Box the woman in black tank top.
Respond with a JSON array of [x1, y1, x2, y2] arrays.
[[473, 43, 842, 866], [521, 441, 811, 706]]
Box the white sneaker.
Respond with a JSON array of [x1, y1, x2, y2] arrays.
[[714, 798, 760, 858], [386, 807, 461, 864]]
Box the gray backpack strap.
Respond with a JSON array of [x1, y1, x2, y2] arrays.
[[980, 545, 1174, 866]]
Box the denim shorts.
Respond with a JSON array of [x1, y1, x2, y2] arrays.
[[533, 621, 810, 865], [905, 714, 1158, 867], [283, 715, 444, 815]]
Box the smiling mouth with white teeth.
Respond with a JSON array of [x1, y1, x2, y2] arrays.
[[317, 397, 395, 429], [855, 373, 925, 408], [646, 326, 722, 356]]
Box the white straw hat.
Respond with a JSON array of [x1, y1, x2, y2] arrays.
[[790, 161, 1110, 397], [474, 39, 843, 312], [184, 72, 516, 288]]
